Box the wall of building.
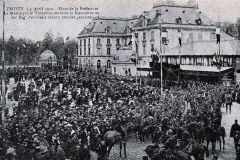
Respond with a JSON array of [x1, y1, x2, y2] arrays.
[[134, 27, 215, 56]]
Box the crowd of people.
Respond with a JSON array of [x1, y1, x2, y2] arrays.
[[0, 66, 240, 160]]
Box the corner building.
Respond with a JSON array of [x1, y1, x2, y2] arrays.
[[77, 16, 138, 71], [132, 4, 237, 68]]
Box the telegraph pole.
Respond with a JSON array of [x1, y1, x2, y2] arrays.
[[1, 0, 6, 150]]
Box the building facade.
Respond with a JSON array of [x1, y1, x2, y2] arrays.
[[77, 16, 138, 72], [78, 3, 240, 76], [132, 3, 239, 71]]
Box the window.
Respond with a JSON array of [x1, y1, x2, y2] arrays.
[[143, 32, 146, 40], [107, 48, 111, 55], [116, 39, 120, 45], [88, 60, 91, 68], [107, 39, 110, 44], [143, 45, 146, 55], [107, 60, 111, 68], [80, 40, 82, 46], [135, 33, 138, 38], [136, 44, 138, 54], [106, 26, 110, 33], [97, 38, 101, 44], [124, 39, 127, 46], [80, 47, 82, 55], [88, 47, 90, 55], [97, 60, 101, 69], [84, 47, 86, 55], [176, 17, 182, 24], [151, 44, 154, 51], [88, 38, 90, 45], [151, 31, 154, 40], [84, 39, 86, 46]]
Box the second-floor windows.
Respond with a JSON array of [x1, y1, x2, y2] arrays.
[[107, 39, 110, 44], [107, 48, 111, 55], [116, 39, 120, 45], [143, 32, 146, 40], [97, 38, 101, 44]]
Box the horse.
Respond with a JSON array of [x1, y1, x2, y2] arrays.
[[95, 130, 122, 159], [183, 140, 209, 160], [204, 125, 218, 154], [145, 145, 192, 160], [122, 122, 136, 135], [143, 125, 158, 140], [186, 122, 199, 140]]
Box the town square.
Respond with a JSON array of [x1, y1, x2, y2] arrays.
[[1, 0, 240, 160]]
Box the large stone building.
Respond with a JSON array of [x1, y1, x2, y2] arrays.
[[78, 2, 240, 79], [77, 16, 138, 72], [132, 3, 238, 68]]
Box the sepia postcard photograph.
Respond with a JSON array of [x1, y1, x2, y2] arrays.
[[1, 0, 240, 159]]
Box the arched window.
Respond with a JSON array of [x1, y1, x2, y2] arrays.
[[88, 60, 91, 68], [97, 60, 101, 69], [106, 26, 110, 33], [107, 60, 111, 68]]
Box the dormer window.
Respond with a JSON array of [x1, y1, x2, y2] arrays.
[[176, 17, 182, 24], [127, 26, 133, 33], [106, 26, 110, 33], [195, 19, 202, 25]]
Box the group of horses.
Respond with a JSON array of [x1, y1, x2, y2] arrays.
[[85, 111, 227, 160]]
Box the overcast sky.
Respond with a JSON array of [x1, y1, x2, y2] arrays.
[[0, 0, 240, 42]]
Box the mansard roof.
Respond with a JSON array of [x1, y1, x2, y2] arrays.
[[134, 4, 215, 28], [78, 16, 139, 37]]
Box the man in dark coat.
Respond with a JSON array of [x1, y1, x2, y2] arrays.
[[230, 120, 240, 151]]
